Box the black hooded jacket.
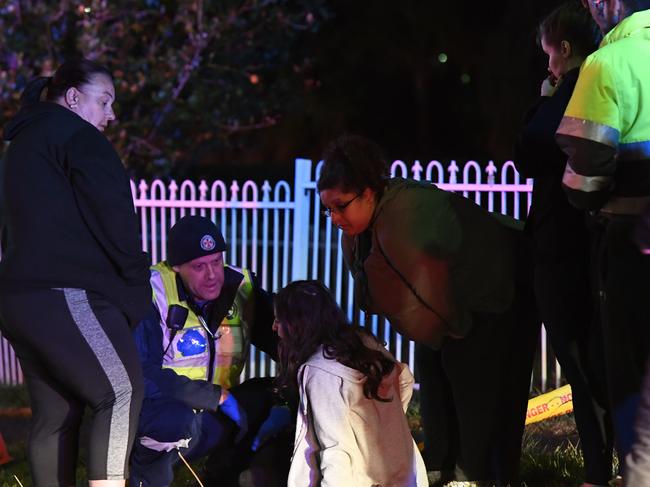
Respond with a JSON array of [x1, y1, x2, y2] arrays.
[[514, 68, 590, 260], [1, 101, 150, 326]]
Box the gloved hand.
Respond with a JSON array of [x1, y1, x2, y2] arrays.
[[251, 405, 292, 452], [219, 391, 249, 443]]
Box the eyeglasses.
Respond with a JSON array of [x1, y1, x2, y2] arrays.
[[322, 194, 360, 218], [582, 0, 604, 9]]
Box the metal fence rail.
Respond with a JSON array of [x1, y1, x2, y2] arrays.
[[0, 158, 562, 391]]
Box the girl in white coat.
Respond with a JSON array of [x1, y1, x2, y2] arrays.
[[273, 280, 427, 487]]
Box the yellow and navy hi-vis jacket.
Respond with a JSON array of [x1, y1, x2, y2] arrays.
[[556, 9, 650, 214], [150, 261, 255, 389]]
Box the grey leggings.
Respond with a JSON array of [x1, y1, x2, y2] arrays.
[[0, 288, 143, 486]]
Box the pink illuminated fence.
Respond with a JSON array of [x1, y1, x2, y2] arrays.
[[0, 158, 561, 391]]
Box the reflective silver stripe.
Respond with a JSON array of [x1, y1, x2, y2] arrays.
[[619, 140, 650, 160], [562, 164, 612, 192], [601, 196, 650, 215], [63, 288, 132, 479], [139, 435, 191, 452], [556, 116, 620, 148]]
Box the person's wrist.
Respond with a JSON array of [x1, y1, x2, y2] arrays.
[[219, 389, 229, 406]]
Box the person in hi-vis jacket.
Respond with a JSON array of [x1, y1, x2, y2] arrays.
[[555, 0, 650, 474], [130, 216, 291, 487]]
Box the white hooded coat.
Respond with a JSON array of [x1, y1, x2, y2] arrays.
[[288, 344, 428, 487]]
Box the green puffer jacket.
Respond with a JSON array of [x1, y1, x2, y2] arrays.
[[342, 178, 520, 349]]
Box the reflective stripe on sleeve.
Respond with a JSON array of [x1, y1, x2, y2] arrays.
[[556, 116, 619, 148], [562, 164, 613, 192]]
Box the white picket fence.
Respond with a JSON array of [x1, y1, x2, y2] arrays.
[[0, 158, 562, 391]]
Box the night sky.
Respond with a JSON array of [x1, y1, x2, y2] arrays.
[[191, 0, 570, 182]]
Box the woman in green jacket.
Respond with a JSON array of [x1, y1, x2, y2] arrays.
[[318, 134, 539, 486]]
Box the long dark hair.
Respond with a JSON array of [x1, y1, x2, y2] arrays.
[[20, 58, 112, 108], [274, 280, 396, 402]]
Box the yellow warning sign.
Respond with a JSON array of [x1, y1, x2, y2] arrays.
[[525, 384, 573, 425]]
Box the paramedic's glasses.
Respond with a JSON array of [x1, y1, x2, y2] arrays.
[[322, 194, 361, 218]]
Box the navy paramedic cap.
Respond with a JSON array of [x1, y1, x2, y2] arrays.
[[167, 216, 227, 266]]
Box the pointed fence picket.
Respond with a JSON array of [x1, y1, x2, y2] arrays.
[[0, 158, 561, 392]]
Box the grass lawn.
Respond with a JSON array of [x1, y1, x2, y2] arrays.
[[0, 385, 610, 486]]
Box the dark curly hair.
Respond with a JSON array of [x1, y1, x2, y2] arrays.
[[274, 280, 396, 402], [317, 135, 389, 196], [538, 2, 600, 58]]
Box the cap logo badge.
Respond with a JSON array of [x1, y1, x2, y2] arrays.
[[200, 235, 216, 251]]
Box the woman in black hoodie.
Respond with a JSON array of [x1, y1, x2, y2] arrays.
[[0, 59, 150, 486]]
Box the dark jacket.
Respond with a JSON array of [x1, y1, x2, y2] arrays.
[[133, 265, 277, 410], [514, 68, 590, 260], [0, 102, 150, 326], [342, 178, 517, 349]]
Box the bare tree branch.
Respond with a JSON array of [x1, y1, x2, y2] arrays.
[[215, 115, 278, 135]]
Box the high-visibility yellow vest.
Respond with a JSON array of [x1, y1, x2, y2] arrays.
[[150, 261, 254, 389], [557, 9, 650, 213]]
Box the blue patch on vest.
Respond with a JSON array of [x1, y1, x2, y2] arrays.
[[176, 329, 207, 357]]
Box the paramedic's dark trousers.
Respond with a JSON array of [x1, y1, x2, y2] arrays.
[[593, 215, 650, 465], [130, 377, 290, 487]]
